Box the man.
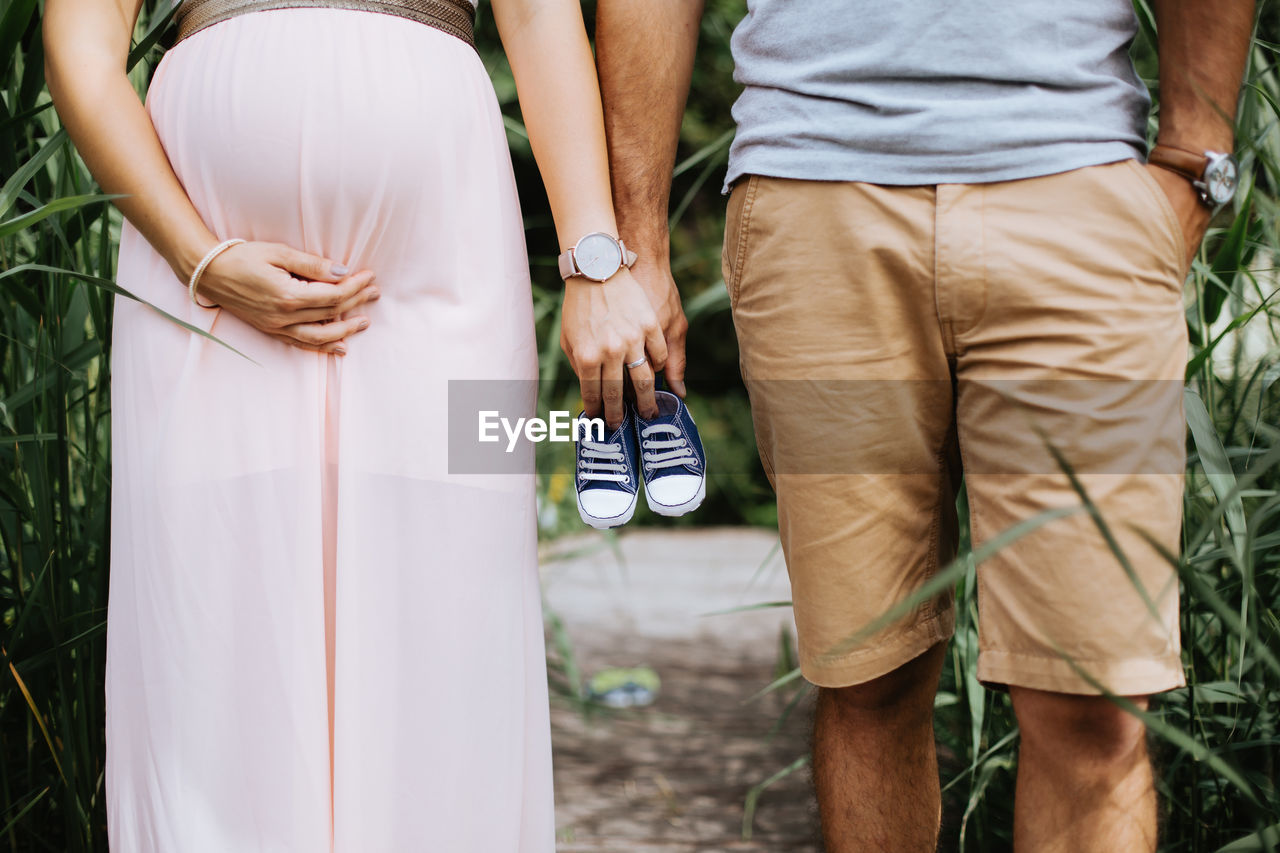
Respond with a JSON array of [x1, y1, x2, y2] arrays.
[[595, 1, 1252, 850]]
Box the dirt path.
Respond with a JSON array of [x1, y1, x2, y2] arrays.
[[542, 529, 822, 852]]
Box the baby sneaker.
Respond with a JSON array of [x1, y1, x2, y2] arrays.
[[634, 390, 707, 517], [573, 409, 641, 529]]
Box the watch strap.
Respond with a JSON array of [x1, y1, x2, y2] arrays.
[[1148, 145, 1207, 183], [558, 249, 577, 280]]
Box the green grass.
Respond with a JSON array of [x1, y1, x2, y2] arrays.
[[1, 0, 1278, 850]]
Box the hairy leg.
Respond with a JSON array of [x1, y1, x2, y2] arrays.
[[813, 642, 946, 852], [1011, 688, 1157, 852]]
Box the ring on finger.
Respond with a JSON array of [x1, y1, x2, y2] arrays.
[[625, 356, 647, 369]]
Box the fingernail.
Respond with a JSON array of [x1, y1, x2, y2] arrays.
[[357, 319, 369, 331], [334, 345, 347, 355], [369, 288, 381, 300], [330, 264, 350, 277]]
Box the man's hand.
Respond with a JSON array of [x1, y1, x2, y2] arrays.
[[1144, 163, 1213, 269], [1149, 0, 1252, 269], [628, 256, 688, 398]]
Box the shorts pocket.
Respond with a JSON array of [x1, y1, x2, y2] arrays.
[[721, 174, 760, 310]]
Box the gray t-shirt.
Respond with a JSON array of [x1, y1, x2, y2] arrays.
[[724, 1, 1151, 191]]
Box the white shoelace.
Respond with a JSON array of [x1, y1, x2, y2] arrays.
[[579, 439, 630, 483], [640, 424, 694, 474]]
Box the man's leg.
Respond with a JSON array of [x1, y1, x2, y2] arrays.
[[721, 175, 959, 850], [949, 161, 1188, 851], [814, 642, 946, 852], [1011, 689, 1157, 852]]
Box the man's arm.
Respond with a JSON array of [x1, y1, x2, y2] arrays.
[[595, 0, 706, 397], [1149, 0, 1255, 264]]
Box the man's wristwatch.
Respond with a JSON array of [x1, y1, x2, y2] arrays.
[[558, 232, 638, 283], [1147, 144, 1239, 208]]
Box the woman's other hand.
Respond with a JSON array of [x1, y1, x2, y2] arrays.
[[44, 2, 378, 357], [560, 267, 667, 429], [196, 242, 379, 355]]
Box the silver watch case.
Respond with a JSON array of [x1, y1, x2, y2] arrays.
[[558, 232, 638, 282], [1198, 150, 1239, 207]]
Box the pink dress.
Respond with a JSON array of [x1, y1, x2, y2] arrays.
[[107, 8, 554, 850]]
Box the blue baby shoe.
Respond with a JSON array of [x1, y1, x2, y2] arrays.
[[633, 390, 706, 516], [574, 409, 641, 529]]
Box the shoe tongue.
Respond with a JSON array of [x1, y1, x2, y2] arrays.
[[648, 391, 681, 422], [577, 412, 626, 444], [642, 392, 697, 474], [605, 418, 629, 442], [586, 421, 627, 448]]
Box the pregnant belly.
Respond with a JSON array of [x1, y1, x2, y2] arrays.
[[145, 7, 510, 269]]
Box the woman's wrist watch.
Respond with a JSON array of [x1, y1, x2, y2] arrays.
[[1148, 144, 1240, 208], [559, 232, 638, 283]]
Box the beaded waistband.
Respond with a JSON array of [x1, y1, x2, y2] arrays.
[[175, 0, 476, 49]]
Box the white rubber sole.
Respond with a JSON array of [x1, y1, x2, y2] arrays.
[[576, 490, 639, 530], [643, 476, 707, 517]]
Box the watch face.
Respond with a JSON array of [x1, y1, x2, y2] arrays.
[[574, 233, 623, 281], [1205, 155, 1238, 205]]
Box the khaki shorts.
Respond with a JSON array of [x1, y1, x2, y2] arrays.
[[722, 159, 1188, 695]]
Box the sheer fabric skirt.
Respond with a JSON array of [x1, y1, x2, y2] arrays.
[[107, 10, 553, 850]]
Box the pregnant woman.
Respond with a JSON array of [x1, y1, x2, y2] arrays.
[[43, 0, 664, 848]]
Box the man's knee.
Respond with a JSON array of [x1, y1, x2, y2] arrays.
[[820, 643, 945, 721], [1012, 687, 1149, 766]]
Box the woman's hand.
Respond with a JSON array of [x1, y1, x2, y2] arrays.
[[493, 0, 667, 424], [197, 242, 379, 355], [560, 268, 668, 428], [44, 2, 379, 357]]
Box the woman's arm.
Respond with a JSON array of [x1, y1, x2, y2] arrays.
[[492, 0, 665, 427], [43, 0, 378, 353]]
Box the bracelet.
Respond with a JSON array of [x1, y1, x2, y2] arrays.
[[188, 238, 245, 308]]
